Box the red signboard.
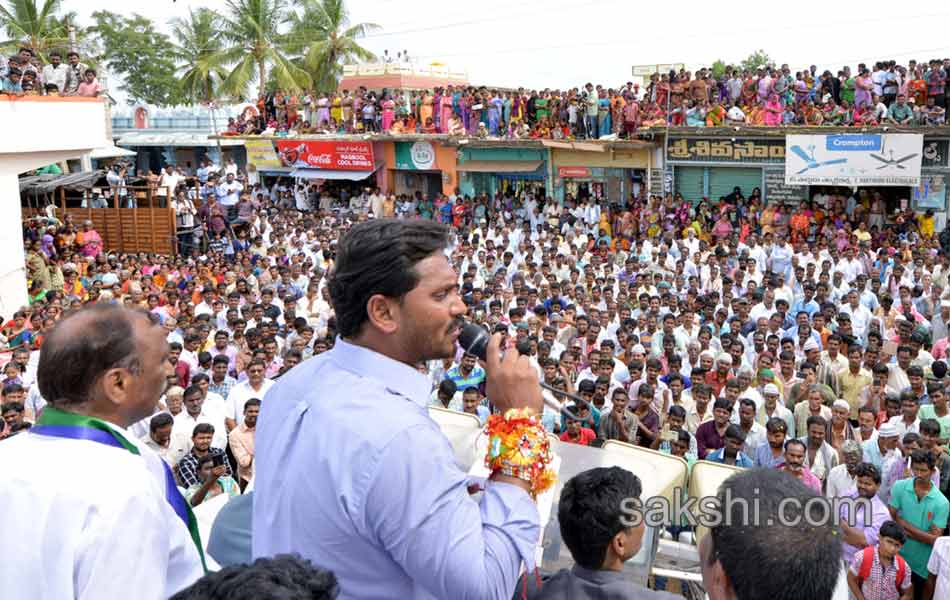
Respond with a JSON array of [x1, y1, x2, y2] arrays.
[[275, 140, 374, 171], [557, 166, 591, 178]]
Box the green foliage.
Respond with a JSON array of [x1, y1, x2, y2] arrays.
[[170, 8, 229, 104], [89, 11, 186, 106], [710, 60, 728, 80], [287, 0, 378, 93], [740, 50, 772, 73], [0, 0, 71, 59]]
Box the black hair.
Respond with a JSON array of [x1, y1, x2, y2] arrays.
[[244, 398, 262, 412], [910, 449, 935, 470], [713, 397, 731, 412], [212, 355, 230, 366], [668, 404, 687, 420], [192, 422, 215, 437], [707, 469, 840, 600], [184, 384, 203, 400], [1, 401, 24, 414], [878, 521, 907, 545], [38, 305, 145, 408], [805, 415, 827, 430], [150, 412, 174, 431], [328, 219, 450, 338], [765, 417, 787, 434], [191, 373, 210, 385], [854, 462, 881, 484], [438, 379, 457, 397], [724, 423, 746, 442], [557, 467, 642, 570], [169, 554, 338, 600]]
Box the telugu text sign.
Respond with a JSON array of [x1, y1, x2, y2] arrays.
[[275, 140, 374, 171], [785, 134, 923, 186], [667, 138, 786, 164]]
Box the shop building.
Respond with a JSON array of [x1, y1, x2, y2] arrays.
[[454, 143, 550, 199], [383, 138, 458, 197], [547, 139, 655, 204], [662, 134, 790, 204]]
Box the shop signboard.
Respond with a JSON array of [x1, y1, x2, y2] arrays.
[[244, 139, 287, 172], [557, 166, 592, 178], [275, 140, 374, 170], [667, 138, 785, 164], [395, 141, 438, 170], [763, 168, 807, 204], [785, 134, 923, 186]]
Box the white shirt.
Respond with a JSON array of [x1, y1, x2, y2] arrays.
[[0, 423, 204, 599], [927, 537, 950, 600], [171, 408, 229, 454], [825, 463, 857, 498], [227, 378, 275, 423]]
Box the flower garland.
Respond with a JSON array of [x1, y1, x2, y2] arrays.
[[484, 408, 556, 498]]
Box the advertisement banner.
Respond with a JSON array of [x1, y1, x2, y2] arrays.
[[914, 174, 947, 210], [395, 141, 438, 170], [275, 140, 374, 171], [557, 166, 592, 178], [244, 139, 287, 171], [785, 134, 923, 186]]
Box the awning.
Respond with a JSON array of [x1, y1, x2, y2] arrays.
[[87, 144, 137, 159], [456, 160, 542, 173], [19, 170, 106, 194], [290, 162, 382, 181], [115, 132, 245, 148]]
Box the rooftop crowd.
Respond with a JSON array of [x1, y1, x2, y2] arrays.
[[218, 58, 950, 140], [0, 47, 102, 98], [9, 152, 950, 597]]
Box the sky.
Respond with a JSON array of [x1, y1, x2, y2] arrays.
[[74, 0, 950, 98]]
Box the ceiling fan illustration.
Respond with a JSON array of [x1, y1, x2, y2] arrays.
[[870, 137, 918, 169], [790, 145, 848, 174]]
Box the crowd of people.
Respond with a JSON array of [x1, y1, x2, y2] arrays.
[[1, 47, 102, 97], [9, 153, 950, 598], [220, 59, 950, 141]]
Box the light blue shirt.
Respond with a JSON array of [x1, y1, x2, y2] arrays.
[[705, 447, 754, 468], [253, 337, 539, 599]]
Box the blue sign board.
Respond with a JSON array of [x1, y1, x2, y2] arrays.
[[825, 135, 881, 152]]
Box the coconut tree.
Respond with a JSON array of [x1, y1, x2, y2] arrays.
[[217, 0, 310, 99], [170, 8, 229, 104], [0, 0, 73, 59], [287, 0, 379, 92]]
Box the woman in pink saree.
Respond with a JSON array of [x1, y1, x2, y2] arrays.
[[763, 94, 783, 126], [440, 85, 455, 134], [79, 220, 102, 258]]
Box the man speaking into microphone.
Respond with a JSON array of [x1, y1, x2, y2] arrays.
[[253, 218, 545, 599]]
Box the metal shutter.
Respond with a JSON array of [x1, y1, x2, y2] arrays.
[[708, 168, 762, 202], [674, 166, 705, 205]]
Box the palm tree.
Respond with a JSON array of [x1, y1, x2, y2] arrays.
[[217, 0, 310, 99], [0, 0, 73, 59], [288, 0, 378, 93], [170, 8, 229, 104]]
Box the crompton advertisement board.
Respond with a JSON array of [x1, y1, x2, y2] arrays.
[[275, 140, 374, 170], [785, 134, 923, 186]]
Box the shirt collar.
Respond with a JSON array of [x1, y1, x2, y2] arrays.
[[570, 565, 626, 584], [330, 337, 432, 408]]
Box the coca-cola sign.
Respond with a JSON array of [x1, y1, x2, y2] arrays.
[[275, 140, 374, 171]]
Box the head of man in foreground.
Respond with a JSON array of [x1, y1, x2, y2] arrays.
[[328, 218, 466, 365], [700, 468, 841, 600]]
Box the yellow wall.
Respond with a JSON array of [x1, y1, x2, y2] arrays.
[[552, 148, 649, 169]]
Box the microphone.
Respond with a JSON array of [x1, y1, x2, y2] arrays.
[[457, 322, 594, 420]]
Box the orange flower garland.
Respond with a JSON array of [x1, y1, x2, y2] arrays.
[[484, 408, 556, 498]]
